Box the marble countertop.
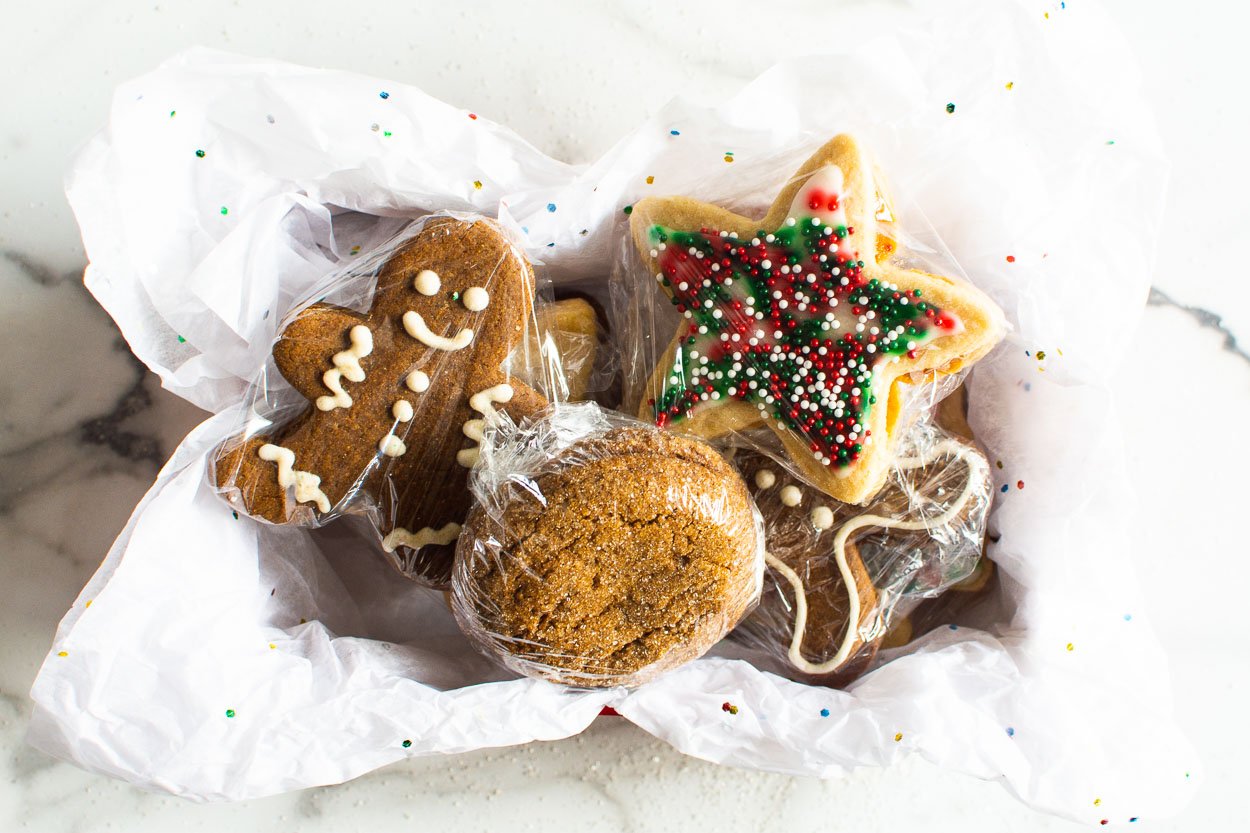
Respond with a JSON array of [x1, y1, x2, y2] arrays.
[[1, 1, 1244, 830]]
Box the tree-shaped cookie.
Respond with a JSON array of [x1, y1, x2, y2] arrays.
[[630, 134, 1004, 505], [212, 216, 550, 587]]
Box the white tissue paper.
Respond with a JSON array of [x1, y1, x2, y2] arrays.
[[30, 0, 1200, 822]]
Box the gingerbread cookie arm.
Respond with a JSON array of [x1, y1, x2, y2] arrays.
[[271, 304, 371, 405]]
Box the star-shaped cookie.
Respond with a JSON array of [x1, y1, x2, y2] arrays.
[[631, 134, 1004, 504]]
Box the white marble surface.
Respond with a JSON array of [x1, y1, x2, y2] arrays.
[[1, 1, 1245, 830]]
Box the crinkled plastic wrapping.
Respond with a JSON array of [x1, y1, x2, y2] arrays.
[[208, 212, 600, 586], [29, 0, 1200, 822], [451, 403, 765, 688], [728, 420, 992, 687]]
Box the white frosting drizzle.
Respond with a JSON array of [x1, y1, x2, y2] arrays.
[[382, 522, 462, 552], [754, 469, 776, 490], [405, 369, 430, 393], [779, 485, 803, 507], [257, 444, 332, 513], [314, 325, 373, 411], [765, 439, 986, 674], [392, 400, 414, 422], [456, 383, 514, 468], [378, 434, 407, 457], [415, 269, 441, 296], [462, 286, 489, 311], [810, 506, 834, 531], [403, 311, 473, 351]]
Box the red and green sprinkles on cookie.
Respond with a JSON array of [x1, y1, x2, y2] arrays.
[[647, 186, 958, 470]]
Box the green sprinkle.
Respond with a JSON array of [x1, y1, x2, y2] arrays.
[[195, 149, 206, 158], [176, 335, 186, 343], [945, 103, 956, 114], [220, 206, 229, 216], [225, 709, 236, 718], [401, 739, 412, 748], [383, 130, 392, 137], [231, 510, 239, 520], [169, 110, 176, 118], [623, 205, 633, 215], [449, 290, 461, 301]]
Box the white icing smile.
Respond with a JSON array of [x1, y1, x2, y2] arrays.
[[382, 522, 462, 552], [315, 325, 373, 411], [257, 444, 332, 513], [403, 311, 473, 351]]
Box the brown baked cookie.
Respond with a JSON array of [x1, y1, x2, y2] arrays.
[[730, 450, 881, 687], [451, 427, 763, 688], [880, 558, 997, 649], [211, 216, 551, 587]]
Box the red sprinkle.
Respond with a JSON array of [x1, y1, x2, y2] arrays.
[[1006, 255, 1016, 263], [1017, 480, 1024, 489], [468, 113, 478, 120], [722, 702, 739, 715]]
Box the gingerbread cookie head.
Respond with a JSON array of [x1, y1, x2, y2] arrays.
[[630, 134, 1005, 506], [211, 215, 555, 586], [451, 420, 764, 688]]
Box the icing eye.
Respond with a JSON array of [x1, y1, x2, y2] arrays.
[[414, 269, 440, 296], [462, 286, 489, 312]]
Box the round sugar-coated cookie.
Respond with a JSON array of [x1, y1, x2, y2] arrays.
[[451, 427, 764, 688]]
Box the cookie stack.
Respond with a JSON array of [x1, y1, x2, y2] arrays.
[[210, 134, 1005, 690]]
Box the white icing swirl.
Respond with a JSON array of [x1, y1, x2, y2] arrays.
[[456, 383, 513, 468], [403, 311, 473, 351], [315, 325, 373, 411], [257, 444, 332, 513], [382, 522, 462, 552]]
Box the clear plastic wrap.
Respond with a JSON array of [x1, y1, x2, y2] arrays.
[[451, 403, 765, 688], [209, 213, 601, 586], [614, 134, 1006, 509], [728, 419, 992, 686]]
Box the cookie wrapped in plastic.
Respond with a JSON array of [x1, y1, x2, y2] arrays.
[[451, 404, 766, 688], [616, 133, 1006, 508], [209, 213, 600, 587], [729, 419, 992, 686]]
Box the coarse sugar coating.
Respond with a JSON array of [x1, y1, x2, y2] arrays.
[[451, 427, 764, 688]]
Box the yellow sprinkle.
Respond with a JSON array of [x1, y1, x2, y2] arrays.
[[473, 180, 482, 190], [85, 600, 92, 608], [1057, 348, 1064, 356], [894, 732, 903, 742], [1094, 798, 1102, 806], [723, 155, 734, 163], [645, 175, 655, 185], [268, 643, 276, 650], [1006, 81, 1014, 90], [1066, 642, 1075, 652], [57, 651, 68, 657]]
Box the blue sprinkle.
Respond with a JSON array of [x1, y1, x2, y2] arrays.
[[819, 708, 830, 718], [1124, 614, 1133, 621], [670, 129, 681, 136], [546, 242, 555, 248], [948, 624, 958, 630], [521, 226, 529, 234], [1024, 383, 1032, 392], [1006, 727, 1015, 737], [1025, 350, 1031, 357], [1129, 818, 1138, 823], [1000, 484, 1009, 494], [379, 91, 390, 99], [546, 203, 557, 213]]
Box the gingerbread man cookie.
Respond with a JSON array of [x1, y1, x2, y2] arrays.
[[630, 134, 1004, 505], [212, 216, 553, 586]]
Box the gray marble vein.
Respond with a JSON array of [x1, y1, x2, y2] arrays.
[[1148, 287, 1250, 368]]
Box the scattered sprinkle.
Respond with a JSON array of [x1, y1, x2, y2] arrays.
[[546, 242, 555, 248], [894, 732, 904, 742], [225, 709, 236, 718], [546, 203, 557, 213], [645, 175, 655, 185], [371, 123, 380, 132], [819, 708, 830, 717], [1006, 255, 1016, 263], [579, 229, 588, 236], [623, 205, 633, 215], [1006, 727, 1015, 737], [1124, 614, 1133, 621], [169, 110, 176, 118], [948, 623, 958, 630], [1024, 382, 1032, 392], [383, 130, 392, 137], [723, 151, 735, 163], [1100, 821, 1108, 826], [1036, 350, 1046, 360], [473, 180, 482, 190], [1066, 642, 1075, 652], [722, 702, 739, 715], [220, 206, 229, 216], [379, 91, 390, 99], [268, 643, 276, 649], [945, 102, 956, 114], [468, 113, 478, 120], [266, 114, 275, 124], [350, 245, 361, 255], [176, 335, 186, 343], [1000, 484, 1009, 494], [1095, 798, 1102, 806], [85, 600, 92, 608], [299, 618, 307, 624], [1006, 81, 1014, 90], [195, 149, 205, 158], [1130, 818, 1139, 823], [57, 651, 68, 657], [402, 739, 412, 748], [1106, 140, 1116, 145], [669, 129, 680, 136], [1016, 480, 1024, 490], [995, 460, 1003, 469], [231, 510, 239, 520]]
